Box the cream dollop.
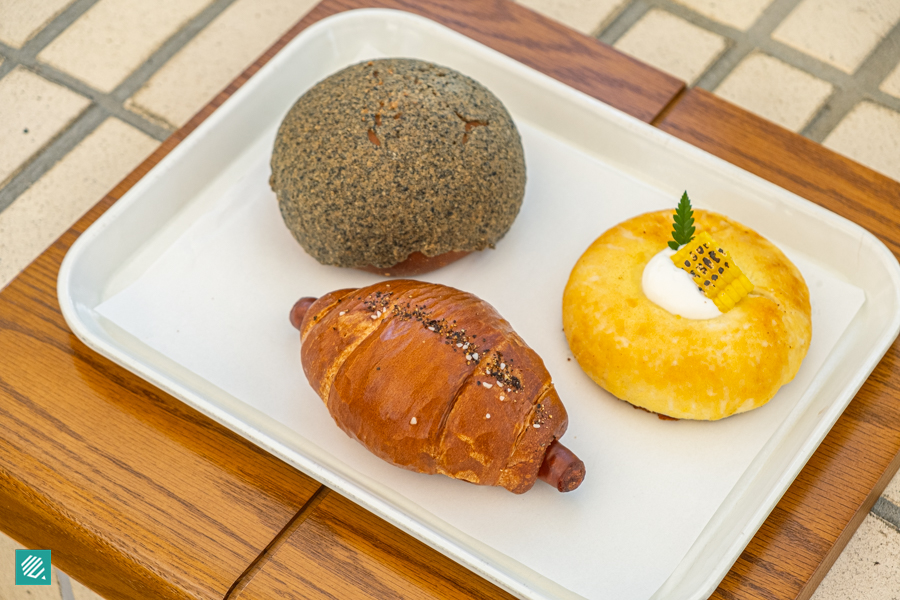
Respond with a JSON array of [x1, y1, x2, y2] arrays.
[[642, 247, 722, 320]]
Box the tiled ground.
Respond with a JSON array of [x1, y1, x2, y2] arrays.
[[1, 0, 899, 598]]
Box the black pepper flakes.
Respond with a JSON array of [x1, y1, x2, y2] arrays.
[[482, 351, 523, 393], [390, 300, 484, 364]]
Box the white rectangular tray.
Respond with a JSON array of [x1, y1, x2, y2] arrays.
[[58, 9, 900, 600]]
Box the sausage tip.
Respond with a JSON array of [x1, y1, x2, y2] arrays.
[[290, 297, 318, 331], [538, 440, 585, 492]]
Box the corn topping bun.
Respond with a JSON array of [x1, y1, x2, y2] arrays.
[[270, 58, 526, 270], [562, 210, 812, 420]]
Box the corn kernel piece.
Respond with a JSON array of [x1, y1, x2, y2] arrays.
[[670, 232, 753, 312]]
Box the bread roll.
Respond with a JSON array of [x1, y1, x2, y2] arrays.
[[563, 210, 812, 420], [292, 280, 584, 493], [271, 58, 526, 273]]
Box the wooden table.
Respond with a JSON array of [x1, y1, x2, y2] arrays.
[[3, 1, 900, 599]]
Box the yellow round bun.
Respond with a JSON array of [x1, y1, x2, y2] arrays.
[[562, 210, 811, 420]]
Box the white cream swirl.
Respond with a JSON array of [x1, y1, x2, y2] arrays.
[[642, 247, 722, 320]]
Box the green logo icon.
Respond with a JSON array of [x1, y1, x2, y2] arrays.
[[15, 549, 51, 585]]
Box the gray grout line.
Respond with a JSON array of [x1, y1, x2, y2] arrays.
[[596, 0, 652, 45], [0, 54, 14, 80], [755, 38, 854, 86], [0, 106, 106, 213], [803, 20, 900, 141], [29, 62, 173, 140], [690, 41, 753, 92], [0, 0, 99, 80], [601, 0, 900, 144], [57, 568, 76, 600], [850, 19, 900, 89], [800, 89, 857, 142], [0, 51, 170, 141], [687, 0, 806, 91], [871, 87, 900, 113], [16, 0, 102, 60], [872, 496, 900, 533], [107, 0, 239, 103], [0, 0, 241, 215], [654, 0, 745, 39], [588, 2, 634, 38]]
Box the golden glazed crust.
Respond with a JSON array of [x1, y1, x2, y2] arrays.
[[299, 280, 569, 493], [562, 210, 812, 420]]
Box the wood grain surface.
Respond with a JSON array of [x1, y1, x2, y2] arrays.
[[2, 1, 898, 600], [0, 123, 322, 600], [230, 489, 517, 600], [0, 0, 684, 599], [657, 88, 900, 600]]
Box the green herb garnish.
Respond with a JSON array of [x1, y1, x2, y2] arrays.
[[668, 191, 695, 250]]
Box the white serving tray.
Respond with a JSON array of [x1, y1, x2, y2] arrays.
[[58, 9, 900, 600]]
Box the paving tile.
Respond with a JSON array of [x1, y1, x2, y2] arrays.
[[0, 533, 63, 599], [672, 0, 775, 30], [772, 0, 900, 74], [882, 468, 900, 506], [811, 513, 900, 599], [0, 0, 74, 48], [0, 118, 157, 290], [613, 9, 727, 85], [823, 101, 900, 182], [714, 52, 833, 131], [127, 0, 318, 129], [37, 0, 215, 93], [514, 0, 627, 35], [0, 66, 90, 187], [879, 61, 900, 99]]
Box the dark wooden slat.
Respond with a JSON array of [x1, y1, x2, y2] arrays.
[[0, 80, 322, 600], [657, 88, 900, 600], [24, 2, 891, 600], [0, 262, 322, 600], [231, 490, 518, 600], [0, 0, 685, 597]]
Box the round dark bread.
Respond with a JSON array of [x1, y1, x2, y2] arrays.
[[270, 58, 526, 269]]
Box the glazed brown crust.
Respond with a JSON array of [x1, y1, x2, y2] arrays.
[[299, 280, 568, 493]]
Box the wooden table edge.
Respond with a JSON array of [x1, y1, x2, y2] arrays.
[[0, 0, 682, 599], [657, 87, 900, 600], [3, 1, 898, 599]]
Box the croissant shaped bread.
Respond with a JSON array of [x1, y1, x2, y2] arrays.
[[290, 280, 585, 493]]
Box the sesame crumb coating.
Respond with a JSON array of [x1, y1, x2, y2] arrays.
[[270, 58, 527, 269]]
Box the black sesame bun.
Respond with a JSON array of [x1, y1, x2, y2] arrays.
[[270, 58, 526, 272]]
